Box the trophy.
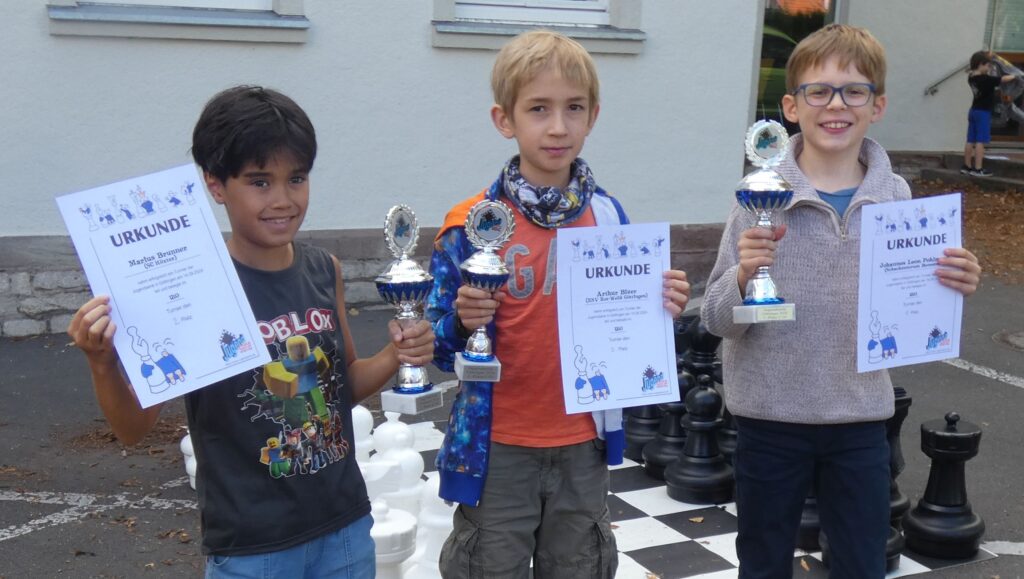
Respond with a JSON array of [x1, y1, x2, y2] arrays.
[[375, 205, 443, 414], [732, 120, 796, 324], [454, 200, 516, 382]]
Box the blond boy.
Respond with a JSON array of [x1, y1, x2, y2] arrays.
[[426, 31, 691, 578]]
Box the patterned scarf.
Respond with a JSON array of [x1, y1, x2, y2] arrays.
[[502, 155, 596, 228]]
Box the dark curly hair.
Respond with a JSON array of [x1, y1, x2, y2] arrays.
[[191, 85, 316, 182]]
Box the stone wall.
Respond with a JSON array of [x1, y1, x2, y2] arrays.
[[0, 224, 722, 338]]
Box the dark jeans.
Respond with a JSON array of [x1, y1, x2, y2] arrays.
[[734, 417, 890, 579]]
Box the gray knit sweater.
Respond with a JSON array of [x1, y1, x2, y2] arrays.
[[701, 135, 911, 424]]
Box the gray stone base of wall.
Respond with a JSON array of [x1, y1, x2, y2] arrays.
[[0, 224, 722, 338]]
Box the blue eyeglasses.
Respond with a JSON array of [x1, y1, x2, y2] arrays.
[[792, 83, 877, 107]]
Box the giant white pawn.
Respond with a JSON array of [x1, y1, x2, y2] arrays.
[[371, 412, 425, 516], [352, 404, 374, 465], [179, 433, 196, 490], [403, 476, 455, 579], [372, 499, 418, 579]]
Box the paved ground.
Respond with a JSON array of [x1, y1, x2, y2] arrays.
[[1, 279, 1023, 578]]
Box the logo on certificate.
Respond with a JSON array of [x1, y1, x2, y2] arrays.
[[926, 326, 950, 351], [221, 330, 253, 361], [641, 365, 668, 392]]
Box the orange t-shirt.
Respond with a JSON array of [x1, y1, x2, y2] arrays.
[[472, 202, 599, 447]]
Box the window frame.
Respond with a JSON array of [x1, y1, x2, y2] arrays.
[[432, 0, 644, 55], [454, 0, 611, 26], [46, 0, 309, 44]]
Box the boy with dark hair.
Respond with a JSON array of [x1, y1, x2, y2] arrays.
[[702, 25, 981, 578], [68, 85, 435, 578], [426, 30, 691, 578], [963, 50, 1015, 176]]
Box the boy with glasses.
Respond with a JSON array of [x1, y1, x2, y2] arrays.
[[702, 25, 981, 578]]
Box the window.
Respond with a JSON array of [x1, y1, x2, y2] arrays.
[[47, 0, 309, 43], [88, 0, 274, 9], [432, 0, 644, 54], [755, 0, 839, 129], [454, 0, 610, 27]]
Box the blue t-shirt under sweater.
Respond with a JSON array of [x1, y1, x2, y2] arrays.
[[817, 186, 858, 217]]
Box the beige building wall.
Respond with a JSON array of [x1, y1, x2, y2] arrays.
[[0, 0, 993, 335]]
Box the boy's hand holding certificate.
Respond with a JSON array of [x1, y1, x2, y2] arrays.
[[56, 164, 270, 407], [857, 193, 964, 372]]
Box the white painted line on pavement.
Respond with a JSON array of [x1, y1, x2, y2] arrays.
[[982, 540, 1024, 556], [0, 489, 197, 543], [0, 505, 120, 542], [160, 476, 192, 490], [942, 358, 1024, 389]]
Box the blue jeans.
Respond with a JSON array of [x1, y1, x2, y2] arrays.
[[967, 108, 992, 144], [734, 417, 890, 579], [205, 514, 375, 579]]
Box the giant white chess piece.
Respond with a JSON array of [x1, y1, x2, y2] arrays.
[[363, 458, 417, 579], [371, 412, 425, 516], [179, 432, 196, 490], [352, 404, 374, 465], [403, 476, 455, 579]]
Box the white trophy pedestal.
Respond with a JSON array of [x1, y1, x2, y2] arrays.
[[380, 388, 444, 415], [733, 302, 796, 324], [455, 352, 501, 382]]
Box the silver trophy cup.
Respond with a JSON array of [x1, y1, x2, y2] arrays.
[[455, 200, 516, 382], [733, 120, 796, 323], [375, 205, 434, 394]]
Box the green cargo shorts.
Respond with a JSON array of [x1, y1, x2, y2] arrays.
[[439, 439, 617, 579]]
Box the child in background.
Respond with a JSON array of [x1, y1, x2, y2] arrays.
[[963, 50, 1014, 176]]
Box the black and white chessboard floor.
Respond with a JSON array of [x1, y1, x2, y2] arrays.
[[404, 421, 996, 579]]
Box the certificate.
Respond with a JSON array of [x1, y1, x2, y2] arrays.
[[857, 193, 963, 372], [56, 164, 270, 407], [556, 223, 679, 413]]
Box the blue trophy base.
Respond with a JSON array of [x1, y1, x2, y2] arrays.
[[742, 296, 785, 306], [392, 383, 434, 394], [462, 350, 495, 362]]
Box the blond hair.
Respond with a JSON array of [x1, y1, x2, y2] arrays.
[[491, 30, 599, 117], [785, 24, 887, 95]]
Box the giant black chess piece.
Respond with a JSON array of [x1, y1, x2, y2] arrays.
[[665, 374, 734, 504], [642, 398, 688, 480], [664, 319, 731, 502], [626, 316, 697, 462], [640, 315, 703, 480], [625, 405, 663, 462], [903, 412, 985, 559], [884, 386, 914, 570], [796, 481, 821, 551]]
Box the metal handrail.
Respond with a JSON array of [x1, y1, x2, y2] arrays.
[[924, 62, 969, 96]]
